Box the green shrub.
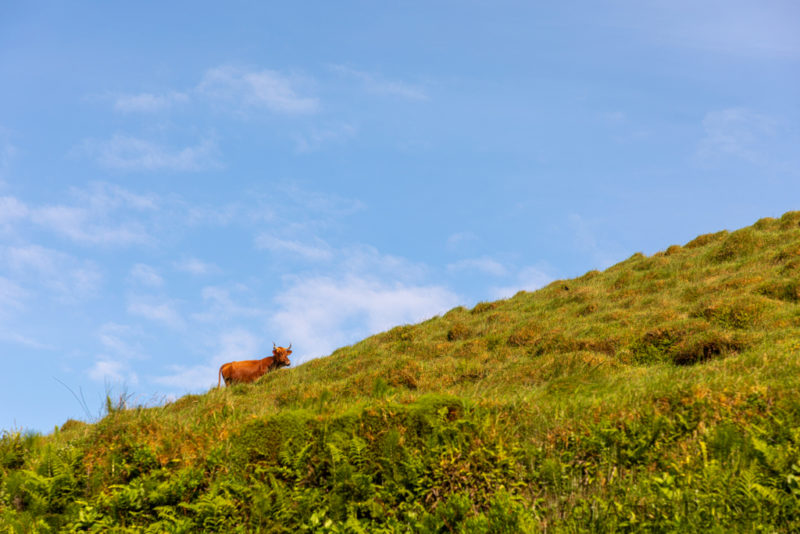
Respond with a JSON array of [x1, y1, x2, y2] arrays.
[[472, 302, 498, 314], [685, 230, 729, 249], [0, 432, 29, 470], [447, 323, 472, 341], [709, 228, 759, 263]]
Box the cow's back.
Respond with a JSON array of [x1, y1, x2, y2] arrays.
[[225, 358, 271, 385]]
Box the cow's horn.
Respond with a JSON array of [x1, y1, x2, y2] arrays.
[[288, 343, 292, 350]]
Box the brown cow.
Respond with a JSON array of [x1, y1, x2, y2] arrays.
[[217, 343, 292, 387]]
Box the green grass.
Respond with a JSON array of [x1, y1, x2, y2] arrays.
[[3, 212, 800, 532]]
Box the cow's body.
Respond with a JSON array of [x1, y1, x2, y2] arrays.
[[218, 344, 292, 387]]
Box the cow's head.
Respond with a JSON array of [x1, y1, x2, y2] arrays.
[[273, 343, 292, 367]]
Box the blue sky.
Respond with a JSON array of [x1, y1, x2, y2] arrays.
[[1, 1, 799, 432]]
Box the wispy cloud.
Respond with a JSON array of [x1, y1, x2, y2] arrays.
[[0, 276, 27, 316], [340, 245, 431, 283], [1, 183, 156, 246], [446, 232, 480, 251], [0, 196, 28, 232], [490, 266, 553, 300], [331, 65, 429, 101], [72, 181, 158, 212], [114, 91, 189, 113], [278, 182, 365, 218], [250, 184, 364, 263], [447, 257, 508, 277], [619, 2, 800, 59], [696, 108, 778, 166], [97, 322, 146, 360], [294, 123, 358, 153], [82, 134, 222, 172], [198, 65, 319, 114], [191, 285, 265, 323], [87, 323, 146, 385], [153, 328, 261, 390], [271, 274, 459, 363], [3, 245, 103, 302], [88, 359, 138, 385], [173, 257, 221, 276], [31, 205, 151, 245], [568, 213, 625, 270], [129, 264, 164, 287], [255, 234, 333, 261], [127, 296, 185, 329], [0, 329, 52, 350]]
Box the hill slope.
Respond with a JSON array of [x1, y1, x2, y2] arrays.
[[3, 212, 800, 532]]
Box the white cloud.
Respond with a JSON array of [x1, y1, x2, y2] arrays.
[[198, 65, 319, 114], [127, 296, 185, 329], [0, 330, 52, 350], [447, 257, 508, 277], [114, 91, 188, 113], [250, 185, 365, 266], [31, 205, 151, 245], [173, 257, 221, 275], [446, 232, 480, 251], [697, 108, 778, 165], [1, 183, 155, 246], [179, 198, 269, 228], [83, 134, 222, 172], [616, 2, 800, 60], [270, 274, 460, 363], [191, 286, 265, 323], [255, 234, 333, 261], [339, 245, 430, 283], [153, 327, 261, 390], [294, 123, 358, 153], [279, 182, 365, 217], [568, 213, 624, 270], [97, 322, 145, 360], [0, 276, 27, 316], [88, 359, 138, 385], [74, 181, 159, 212], [129, 264, 164, 287], [0, 196, 28, 232], [4, 245, 103, 302], [85, 323, 145, 386], [490, 266, 553, 300], [599, 111, 627, 124], [331, 65, 429, 101]]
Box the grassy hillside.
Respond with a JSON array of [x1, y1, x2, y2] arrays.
[[3, 212, 800, 532]]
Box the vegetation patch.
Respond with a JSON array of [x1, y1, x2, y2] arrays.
[[5, 212, 800, 531], [446, 322, 472, 341], [779, 210, 800, 229], [630, 327, 682, 364], [506, 324, 540, 347], [385, 357, 422, 390], [685, 230, 729, 249], [709, 228, 760, 263], [670, 329, 751, 366], [693, 296, 768, 329], [758, 280, 800, 303], [471, 301, 498, 314]]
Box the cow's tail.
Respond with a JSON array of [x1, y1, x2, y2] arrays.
[[218, 366, 224, 388]]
